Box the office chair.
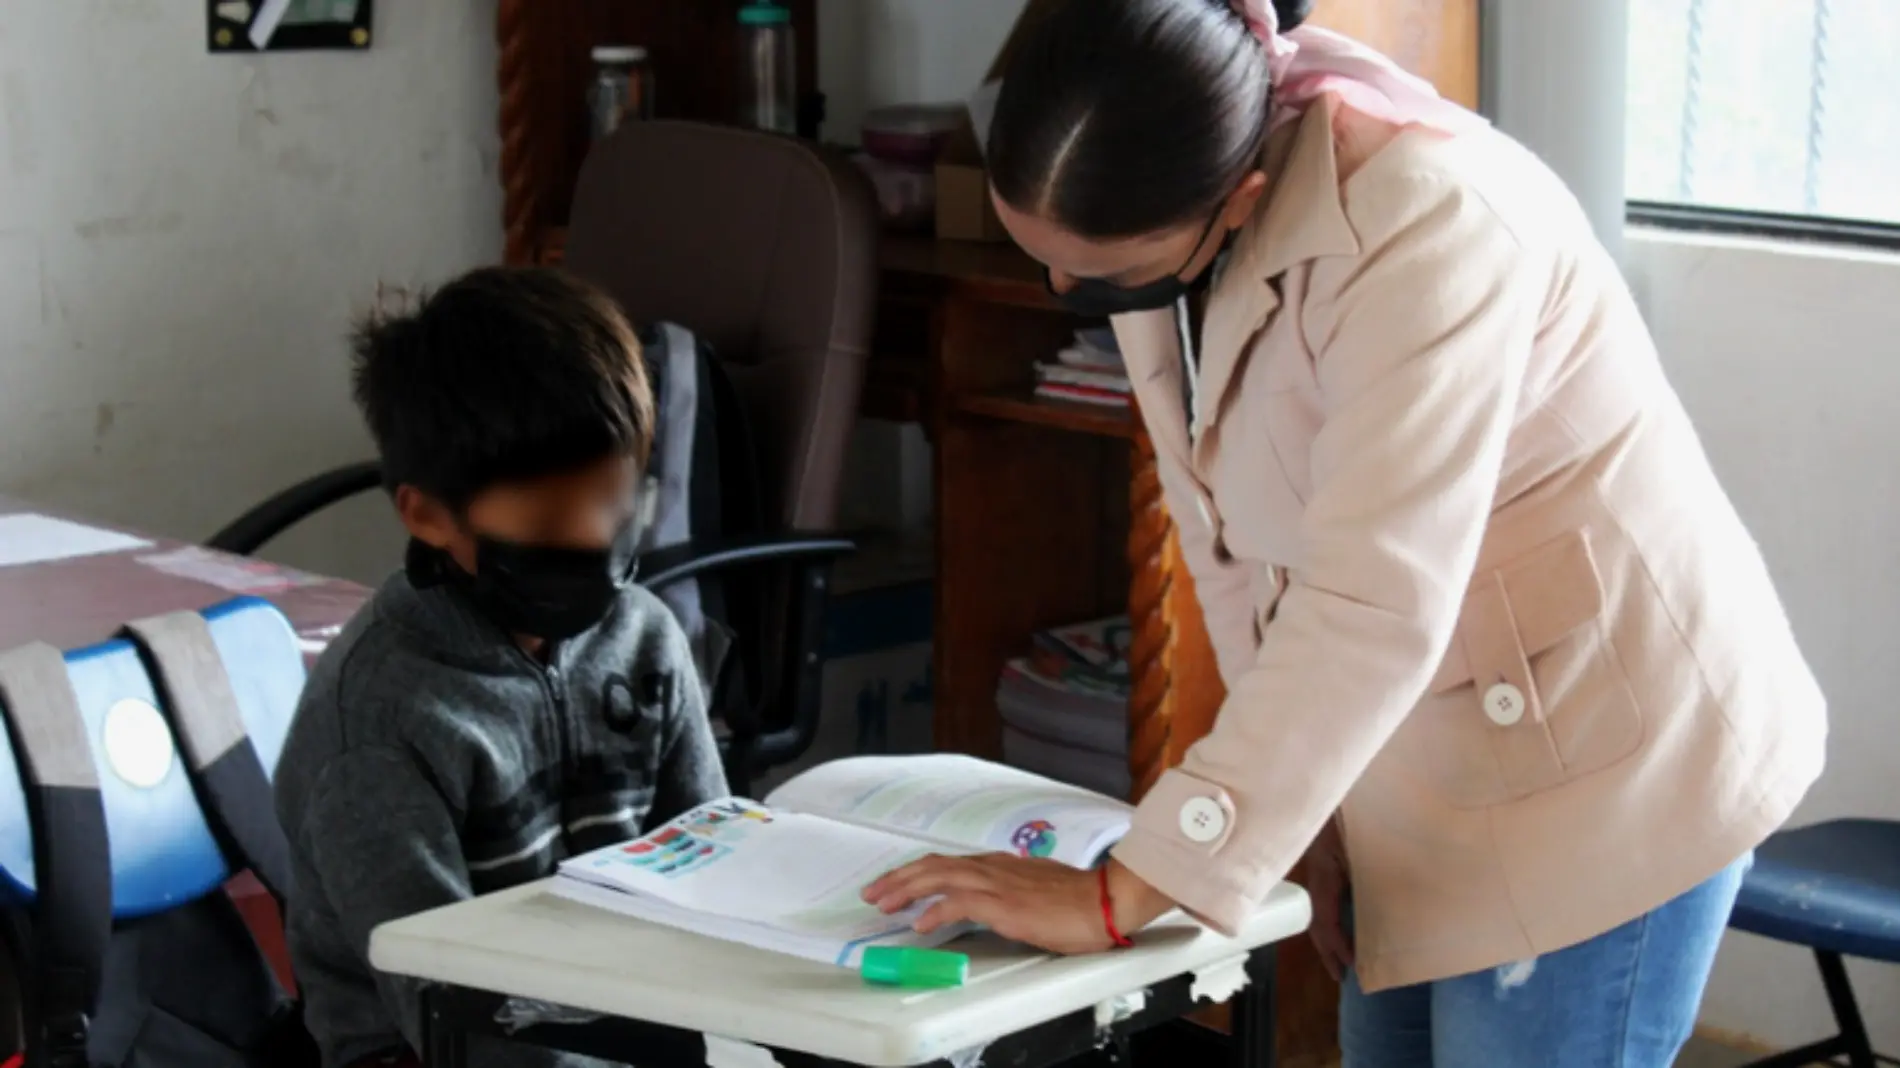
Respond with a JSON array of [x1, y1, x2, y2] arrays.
[[209, 123, 878, 796], [206, 463, 383, 559], [562, 121, 877, 794], [1727, 818, 1900, 1068]]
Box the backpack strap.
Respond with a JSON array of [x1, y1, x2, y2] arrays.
[[0, 643, 110, 1068], [121, 612, 292, 902]]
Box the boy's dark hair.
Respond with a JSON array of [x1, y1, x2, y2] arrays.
[[350, 266, 654, 509]]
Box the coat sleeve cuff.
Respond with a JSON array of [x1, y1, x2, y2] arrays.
[[1110, 768, 1263, 937]]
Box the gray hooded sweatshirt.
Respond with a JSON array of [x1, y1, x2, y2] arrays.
[[274, 565, 726, 1068]]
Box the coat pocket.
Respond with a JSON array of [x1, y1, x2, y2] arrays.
[[1415, 529, 1644, 810]]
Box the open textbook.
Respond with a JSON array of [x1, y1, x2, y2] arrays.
[[549, 754, 1132, 968]]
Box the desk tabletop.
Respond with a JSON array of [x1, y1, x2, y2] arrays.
[[0, 495, 368, 654], [370, 879, 1311, 1067]]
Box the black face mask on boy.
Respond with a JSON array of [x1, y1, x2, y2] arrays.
[[1046, 208, 1231, 318], [407, 516, 642, 641]]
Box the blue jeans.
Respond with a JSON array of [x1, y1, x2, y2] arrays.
[[1340, 854, 1750, 1067]]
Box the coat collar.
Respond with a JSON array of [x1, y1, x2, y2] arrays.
[[1194, 95, 1361, 456], [1114, 95, 1362, 478]]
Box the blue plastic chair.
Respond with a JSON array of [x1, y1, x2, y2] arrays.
[[0, 597, 307, 918], [0, 597, 312, 1065], [1728, 818, 1900, 1068]]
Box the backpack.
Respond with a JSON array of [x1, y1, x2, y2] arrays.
[[0, 602, 320, 1068], [638, 323, 769, 753]]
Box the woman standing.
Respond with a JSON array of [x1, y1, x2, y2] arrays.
[[865, 0, 1828, 1063]]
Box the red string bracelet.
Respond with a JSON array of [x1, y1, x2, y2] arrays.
[[1098, 865, 1135, 948]]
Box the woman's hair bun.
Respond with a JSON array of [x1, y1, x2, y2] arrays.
[[1273, 0, 1314, 31]]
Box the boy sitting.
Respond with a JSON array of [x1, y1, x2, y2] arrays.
[[275, 267, 726, 1068]]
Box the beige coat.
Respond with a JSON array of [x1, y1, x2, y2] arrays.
[[1107, 95, 1827, 992]]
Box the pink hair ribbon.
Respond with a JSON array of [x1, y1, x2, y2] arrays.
[[1232, 0, 1486, 133]]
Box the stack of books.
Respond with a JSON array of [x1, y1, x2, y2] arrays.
[[1034, 327, 1130, 409], [997, 615, 1131, 800]]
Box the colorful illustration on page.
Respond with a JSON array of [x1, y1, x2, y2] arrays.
[[1011, 819, 1058, 859]]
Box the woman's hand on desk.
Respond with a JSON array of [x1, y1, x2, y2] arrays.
[[862, 855, 1176, 954]]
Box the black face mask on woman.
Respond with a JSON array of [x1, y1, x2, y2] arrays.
[[1046, 208, 1231, 318], [406, 516, 642, 641]]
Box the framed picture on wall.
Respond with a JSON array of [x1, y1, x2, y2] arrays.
[[207, 0, 375, 53]]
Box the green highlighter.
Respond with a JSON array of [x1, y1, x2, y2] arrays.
[[859, 946, 970, 989]]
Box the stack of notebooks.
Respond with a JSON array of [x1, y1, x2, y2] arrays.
[[1033, 326, 1130, 409], [997, 616, 1131, 800]]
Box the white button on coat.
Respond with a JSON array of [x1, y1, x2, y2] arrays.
[[1178, 797, 1228, 844], [1483, 682, 1527, 726]]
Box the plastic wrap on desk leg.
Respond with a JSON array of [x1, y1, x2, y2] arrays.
[[1092, 989, 1147, 1029], [945, 1045, 987, 1068], [1189, 952, 1253, 1004], [494, 997, 605, 1035]]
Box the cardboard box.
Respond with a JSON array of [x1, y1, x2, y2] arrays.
[[932, 0, 1066, 244]]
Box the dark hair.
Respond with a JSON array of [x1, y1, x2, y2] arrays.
[[350, 266, 655, 510], [988, 0, 1312, 239]]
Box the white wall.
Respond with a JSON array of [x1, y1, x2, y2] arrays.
[[1625, 229, 1900, 1052], [0, 0, 500, 584], [0, 1, 973, 580], [820, 3, 1900, 1052], [817, 0, 1027, 142]]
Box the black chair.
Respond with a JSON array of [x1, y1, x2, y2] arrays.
[[205, 463, 384, 558], [204, 466, 852, 797], [214, 125, 879, 797], [1726, 818, 1900, 1068]]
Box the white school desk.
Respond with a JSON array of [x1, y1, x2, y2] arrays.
[[369, 878, 1312, 1068]]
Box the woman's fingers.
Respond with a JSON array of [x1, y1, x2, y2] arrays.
[[861, 859, 919, 902], [865, 854, 1006, 913], [913, 889, 1003, 935], [863, 853, 959, 902], [870, 856, 1115, 956]]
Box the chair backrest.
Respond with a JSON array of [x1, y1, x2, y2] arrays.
[[0, 597, 306, 917], [0, 598, 313, 1066], [563, 121, 879, 532]]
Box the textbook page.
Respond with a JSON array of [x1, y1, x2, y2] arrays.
[[765, 754, 1132, 870], [553, 798, 973, 966]]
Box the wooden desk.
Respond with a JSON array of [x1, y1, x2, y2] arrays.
[[0, 496, 366, 655]]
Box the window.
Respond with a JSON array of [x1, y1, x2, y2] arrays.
[[1627, 0, 1900, 233]]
